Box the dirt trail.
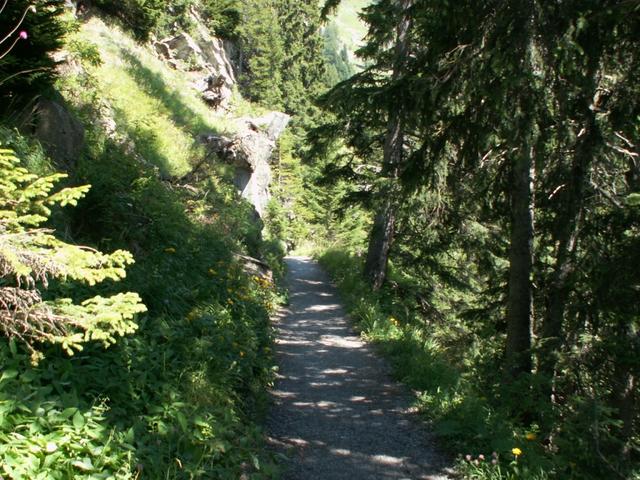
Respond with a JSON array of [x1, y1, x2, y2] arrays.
[[265, 256, 450, 480]]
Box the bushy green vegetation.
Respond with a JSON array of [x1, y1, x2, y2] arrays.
[[4, 0, 637, 478], [91, 0, 241, 40], [0, 4, 285, 477], [65, 16, 238, 178], [320, 250, 553, 479], [0, 145, 145, 362], [0, 0, 67, 113]]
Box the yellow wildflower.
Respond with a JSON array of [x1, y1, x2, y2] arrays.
[[512, 447, 522, 457], [525, 432, 537, 441]]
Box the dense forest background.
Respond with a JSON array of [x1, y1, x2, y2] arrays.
[[0, 0, 638, 479]]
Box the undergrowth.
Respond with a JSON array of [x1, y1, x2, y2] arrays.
[[319, 249, 560, 480], [0, 12, 283, 477]]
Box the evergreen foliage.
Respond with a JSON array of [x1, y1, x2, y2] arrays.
[[0, 145, 145, 361], [0, 9, 283, 476], [322, 23, 355, 85], [201, 0, 241, 38], [91, 0, 241, 40], [237, 0, 286, 109], [0, 0, 66, 112], [311, 0, 640, 477]]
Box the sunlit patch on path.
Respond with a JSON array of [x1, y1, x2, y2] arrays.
[[265, 256, 450, 479]]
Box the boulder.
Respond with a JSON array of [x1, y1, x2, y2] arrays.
[[231, 113, 290, 217], [33, 99, 85, 170], [234, 253, 273, 283]]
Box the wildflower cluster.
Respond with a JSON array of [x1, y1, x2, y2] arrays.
[[252, 274, 273, 290], [463, 451, 499, 467]]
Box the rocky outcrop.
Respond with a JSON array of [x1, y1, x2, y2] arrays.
[[201, 112, 291, 218], [33, 99, 85, 170], [149, 8, 290, 217], [153, 9, 237, 110], [234, 253, 273, 283]]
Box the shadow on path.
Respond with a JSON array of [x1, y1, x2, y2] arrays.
[[265, 257, 450, 480]]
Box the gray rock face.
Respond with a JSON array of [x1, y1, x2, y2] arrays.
[[34, 99, 85, 170], [153, 9, 237, 110], [201, 112, 291, 217]]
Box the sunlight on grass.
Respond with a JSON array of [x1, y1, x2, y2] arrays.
[[329, 0, 370, 51], [77, 16, 239, 177]]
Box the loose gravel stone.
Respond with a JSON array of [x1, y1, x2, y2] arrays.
[[265, 257, 451, 480]]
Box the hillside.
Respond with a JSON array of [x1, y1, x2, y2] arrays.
[[327, 0, 369, 59], [0, 5, 287, 479]]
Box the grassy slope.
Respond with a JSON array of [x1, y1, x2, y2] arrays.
[[0, 13, 283, 480], [328, 0, 370, 57], [76, 16, 241, 177]]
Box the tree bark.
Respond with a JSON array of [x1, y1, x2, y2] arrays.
[[363, 0, 412, 290], [505, 142, 535, 379], [612, 320, 637, 457], [539, 103, 598, 399], [504, 0, 538, 382]]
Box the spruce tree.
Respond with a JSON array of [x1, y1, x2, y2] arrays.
[[0, 146, 146, 362], [0, 0, 66, 113]]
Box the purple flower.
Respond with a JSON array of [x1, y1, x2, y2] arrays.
[[19, 31, 28, 40]]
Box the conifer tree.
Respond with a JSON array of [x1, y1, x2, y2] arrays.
[[0, 147, 146, 362], [238, 0, 285, 109], [277, 0, 325, 115]]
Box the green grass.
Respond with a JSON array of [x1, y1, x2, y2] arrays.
[[328, 0, 370, 55], [0, 12, 287, 478], [318, 249, 554, 480], [75, 16, 241, 178]]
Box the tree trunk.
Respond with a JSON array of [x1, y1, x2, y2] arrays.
[[539, 105, 598, 398], [504, 1, 539, 382], [505, 142, 535, 379], [363, 0, 412, 290]]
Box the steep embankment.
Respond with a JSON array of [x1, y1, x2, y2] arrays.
[[0, 10, 287, 480]]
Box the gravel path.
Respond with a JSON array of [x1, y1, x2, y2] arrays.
[[265, 257, 450, 480]]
